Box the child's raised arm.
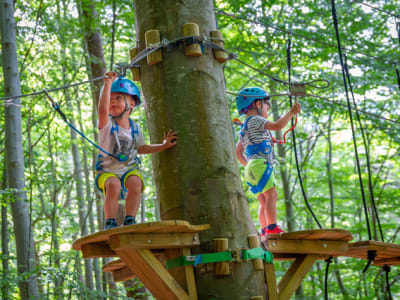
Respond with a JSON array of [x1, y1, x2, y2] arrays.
[[98, 71, 118, 129], [265, 102, 301, 131], [138, 130, 178, 154]]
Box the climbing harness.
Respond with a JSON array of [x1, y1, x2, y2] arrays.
[[165, 247, 273, 269]]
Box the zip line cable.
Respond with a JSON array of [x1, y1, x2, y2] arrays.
[[353, 0, 400, 18], [344, 54, 384, 243], [0, 75, 106, 101], [286, 38, 322, 229], [215, 8, 398, 66]]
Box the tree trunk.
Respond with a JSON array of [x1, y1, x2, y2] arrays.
[[134, 1, 265, 298], [1, 167, 9, 300], [0, 0, 40, 298]]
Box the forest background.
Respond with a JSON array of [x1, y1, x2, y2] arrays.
[[0, 0, 399, 299]]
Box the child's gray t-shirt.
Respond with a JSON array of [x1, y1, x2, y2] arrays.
[[98, 118, 145, 177], [239, 115, 275, 165]]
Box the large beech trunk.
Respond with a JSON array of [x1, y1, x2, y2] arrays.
[[134, 0, 265, 298]]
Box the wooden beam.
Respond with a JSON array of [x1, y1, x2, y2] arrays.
[[267, 239, 348, 255], [182, 247, 198, 300], [113, 266, 135, 282], [278, 254, 319, 300], [117, 249, 189, 300], [81, 242, 116, 258], [109, 232, 200, 250], [264, 263, 278, 300]]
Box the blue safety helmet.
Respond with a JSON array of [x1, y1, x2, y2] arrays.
[[111, 77, 141, 106], [235, 87, 269, 115]]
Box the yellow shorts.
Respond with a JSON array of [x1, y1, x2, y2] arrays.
[[244, 159, 275, 196], [95, 168, 144, 196]]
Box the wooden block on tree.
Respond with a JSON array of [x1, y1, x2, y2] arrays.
[[183, 23, 202, 56], [248, 235, 264, 270], [117, 248, 189, 300], [109, 232, 200, 250], [210, 30, 227, 63], [145, 30, 162, 65], [213, 238, 230, 275], [129, 47, 141, 81]]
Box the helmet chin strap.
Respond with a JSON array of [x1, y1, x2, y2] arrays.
[[111, 94, 131, 120]]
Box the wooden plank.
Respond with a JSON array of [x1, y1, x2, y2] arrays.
[[113, 266, 135, 282], [278, 255, 319, 300], [81, 242, 116, 258], [117, 248, 189, 300], [266, 229, 353, 242], [103, 259, 126, 272], [267, 239, 348, 255], [264, 263, 278, 300], [73, 221, 210, 250], [182, 247, 198, 300], [374, 257, 400, 266], [109, 232, 200, 250]]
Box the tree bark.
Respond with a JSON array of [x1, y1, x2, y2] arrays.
[[0, 0, 40, 298], [134, 1, 265, 298]]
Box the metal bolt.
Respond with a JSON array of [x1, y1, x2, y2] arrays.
[[148, 240, 152, 244], [323, 243, 327, 248], [271, 242, 276, 247]]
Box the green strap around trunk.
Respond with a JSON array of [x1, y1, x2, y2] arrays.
[[166, 247, 273, 270]]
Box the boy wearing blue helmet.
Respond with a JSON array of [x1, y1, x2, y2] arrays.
[[235, 87, 300, 236], [97, 71, 177, 229]]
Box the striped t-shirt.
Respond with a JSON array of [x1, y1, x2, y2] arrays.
[[239, 115, 275, 165]]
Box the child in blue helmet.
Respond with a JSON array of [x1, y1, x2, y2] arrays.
[[97, 71, 177, 229], [235, 87, 301, 236]]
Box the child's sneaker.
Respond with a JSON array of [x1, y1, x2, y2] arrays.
[[104, 218, 117, 230], [123, 215, 136, 226], [265, 225, 286, 234]]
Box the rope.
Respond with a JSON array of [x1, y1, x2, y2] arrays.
[[396, 69, 400, 92], [215, 8, 398, 66], [383, 265, 393, 300], [343, 54, 384, 243], [0, 75, 106, 101], [286, 38, 322, 229], [324, 256, 333, 300], [331, 0, 371, 241], [43, 91, 121, 161]]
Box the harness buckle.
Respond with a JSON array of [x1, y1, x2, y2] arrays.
[[231, 249, 242, 262]]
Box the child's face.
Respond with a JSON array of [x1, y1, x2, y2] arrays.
[[110, 92, 135, 116], [260, 100, 270, 118]]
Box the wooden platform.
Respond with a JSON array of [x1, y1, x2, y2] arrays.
[[73, 220, 210, 300]]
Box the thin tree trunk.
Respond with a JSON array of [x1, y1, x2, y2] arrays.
[[0, 0, 40, 298], [134, 1, 265, 298], [1, 167, 9, 300]]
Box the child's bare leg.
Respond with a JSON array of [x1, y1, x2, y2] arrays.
[[125, 175, 142, 217], [264, 186, 278, 225], [257, 193, 267, 230], [104, 177, 121, 219]]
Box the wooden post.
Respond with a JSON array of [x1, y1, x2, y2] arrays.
[[213, 238, 230, 275], [145, 30, 162, 65], [129, 47, 141, 81], [210, 30, 227, 63], [248, 235, 264, 270], [264, 263, 278, 300], [183, 23, 202, 56]]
